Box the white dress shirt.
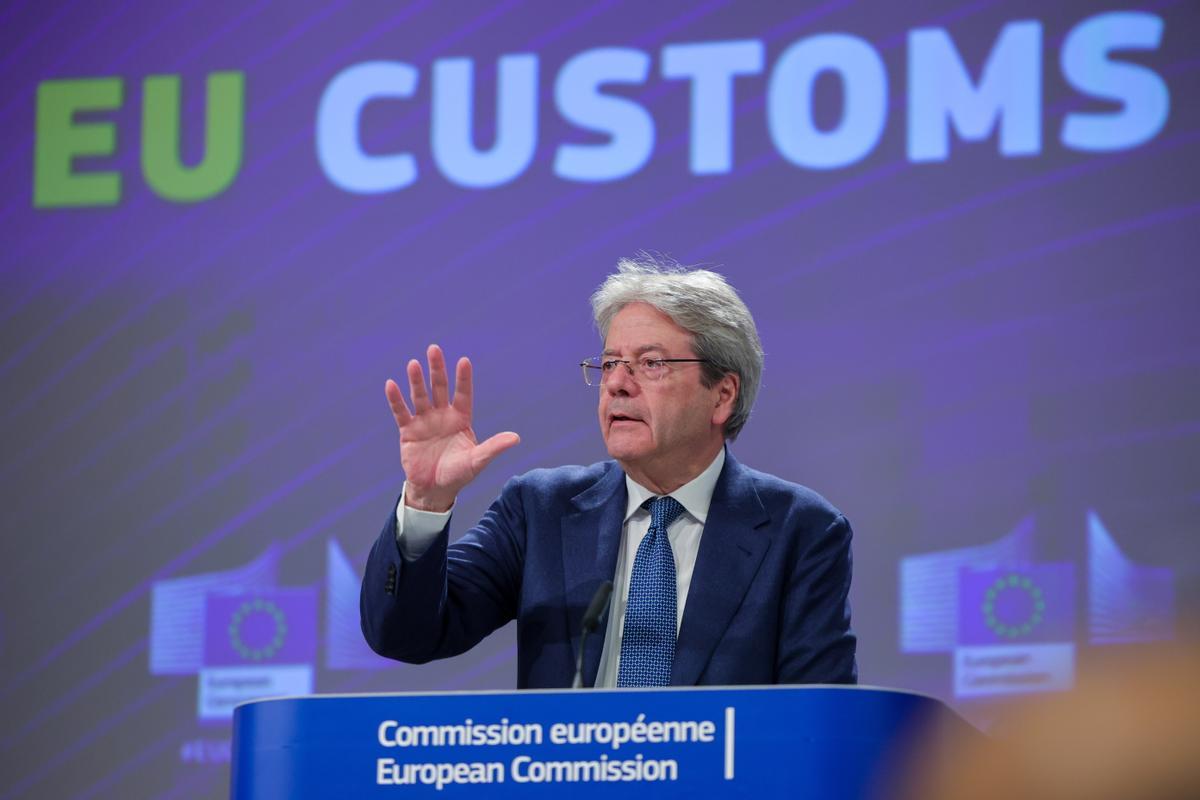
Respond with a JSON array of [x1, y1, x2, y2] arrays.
[[393, 448, 726, 687], [593, 447, 723, 687]]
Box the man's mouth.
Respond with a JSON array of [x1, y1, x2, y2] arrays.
[[609, 413, 643, 424]]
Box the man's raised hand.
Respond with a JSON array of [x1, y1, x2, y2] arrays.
[[385, 344, 520, 512]]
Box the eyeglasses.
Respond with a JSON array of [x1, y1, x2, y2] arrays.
[[579, 357, 709, 386]]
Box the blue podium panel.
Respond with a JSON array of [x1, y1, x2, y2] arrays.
[[231, 686, 971, 798]]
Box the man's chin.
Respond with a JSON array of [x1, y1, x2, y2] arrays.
[[603, 435, 650, 464]]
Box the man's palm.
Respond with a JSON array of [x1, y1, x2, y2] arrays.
[[386, 345, 519, 511]]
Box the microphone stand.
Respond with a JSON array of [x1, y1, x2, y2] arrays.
[[572, 581, 613, 689]]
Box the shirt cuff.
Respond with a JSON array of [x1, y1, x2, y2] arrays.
[[395, 482, 454, 559]]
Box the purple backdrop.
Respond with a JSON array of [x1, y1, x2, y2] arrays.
[[2, 1, 1198, 796]]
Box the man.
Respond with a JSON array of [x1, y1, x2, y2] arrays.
[[361, 256, 856, 688]]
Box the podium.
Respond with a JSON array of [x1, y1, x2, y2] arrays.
[[231, 686, 975, 798]]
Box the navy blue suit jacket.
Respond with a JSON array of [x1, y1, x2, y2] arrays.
[[360, 450, 856, 688]]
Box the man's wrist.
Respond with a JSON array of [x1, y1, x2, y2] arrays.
[[403, 482, 455, 513]]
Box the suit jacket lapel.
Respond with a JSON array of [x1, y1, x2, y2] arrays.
[[561, 463, 626, 687], [671, 451, 771, 685]]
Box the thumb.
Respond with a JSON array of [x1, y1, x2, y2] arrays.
[[472, 431, 521, 471]]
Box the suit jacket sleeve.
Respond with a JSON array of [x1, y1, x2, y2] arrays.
[[360, 476, 528, 664], [777, 511, 857, 684]]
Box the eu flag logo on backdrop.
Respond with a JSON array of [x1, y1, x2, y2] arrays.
[[202, 588, 317, 667], [958, 564, 1075, 646]]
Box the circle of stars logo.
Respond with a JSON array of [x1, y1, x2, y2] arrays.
[[228, 597, 287, 661], [982, 573, 1045, 639]]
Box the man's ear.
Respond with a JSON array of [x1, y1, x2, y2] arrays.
[[712, 373, 740, 427]]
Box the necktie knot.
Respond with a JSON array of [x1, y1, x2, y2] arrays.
[[646, 495, 685, 531]]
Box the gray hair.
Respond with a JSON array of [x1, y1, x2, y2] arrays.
[[590, 254, 764, 440]]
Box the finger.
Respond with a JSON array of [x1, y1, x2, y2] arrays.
[[407, 358, 430, 412], [451, 357, 472, 416], [472, 431, 520, 472], [428, 344, 450, 408], [385, 379, 412, 428]]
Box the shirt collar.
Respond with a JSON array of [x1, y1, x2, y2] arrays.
[[622, 447, 725, 524]]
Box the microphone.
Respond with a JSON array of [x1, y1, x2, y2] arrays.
[[572, 580, 613, 689]]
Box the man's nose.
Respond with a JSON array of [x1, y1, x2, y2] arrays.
[[604, 362, 638, 394]]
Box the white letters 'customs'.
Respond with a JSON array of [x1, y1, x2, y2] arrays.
[[313, 12, 1169, 192]]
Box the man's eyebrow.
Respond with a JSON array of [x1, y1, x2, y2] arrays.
[[602, 343, 667, 357]]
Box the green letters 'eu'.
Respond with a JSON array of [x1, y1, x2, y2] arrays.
[[142, 71, 245, 202], [34, 78, 124, 208]]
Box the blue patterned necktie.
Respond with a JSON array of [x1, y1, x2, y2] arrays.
[[617, 495, 686, 687]]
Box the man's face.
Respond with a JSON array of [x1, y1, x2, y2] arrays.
[[598, 303, 731, 487]]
